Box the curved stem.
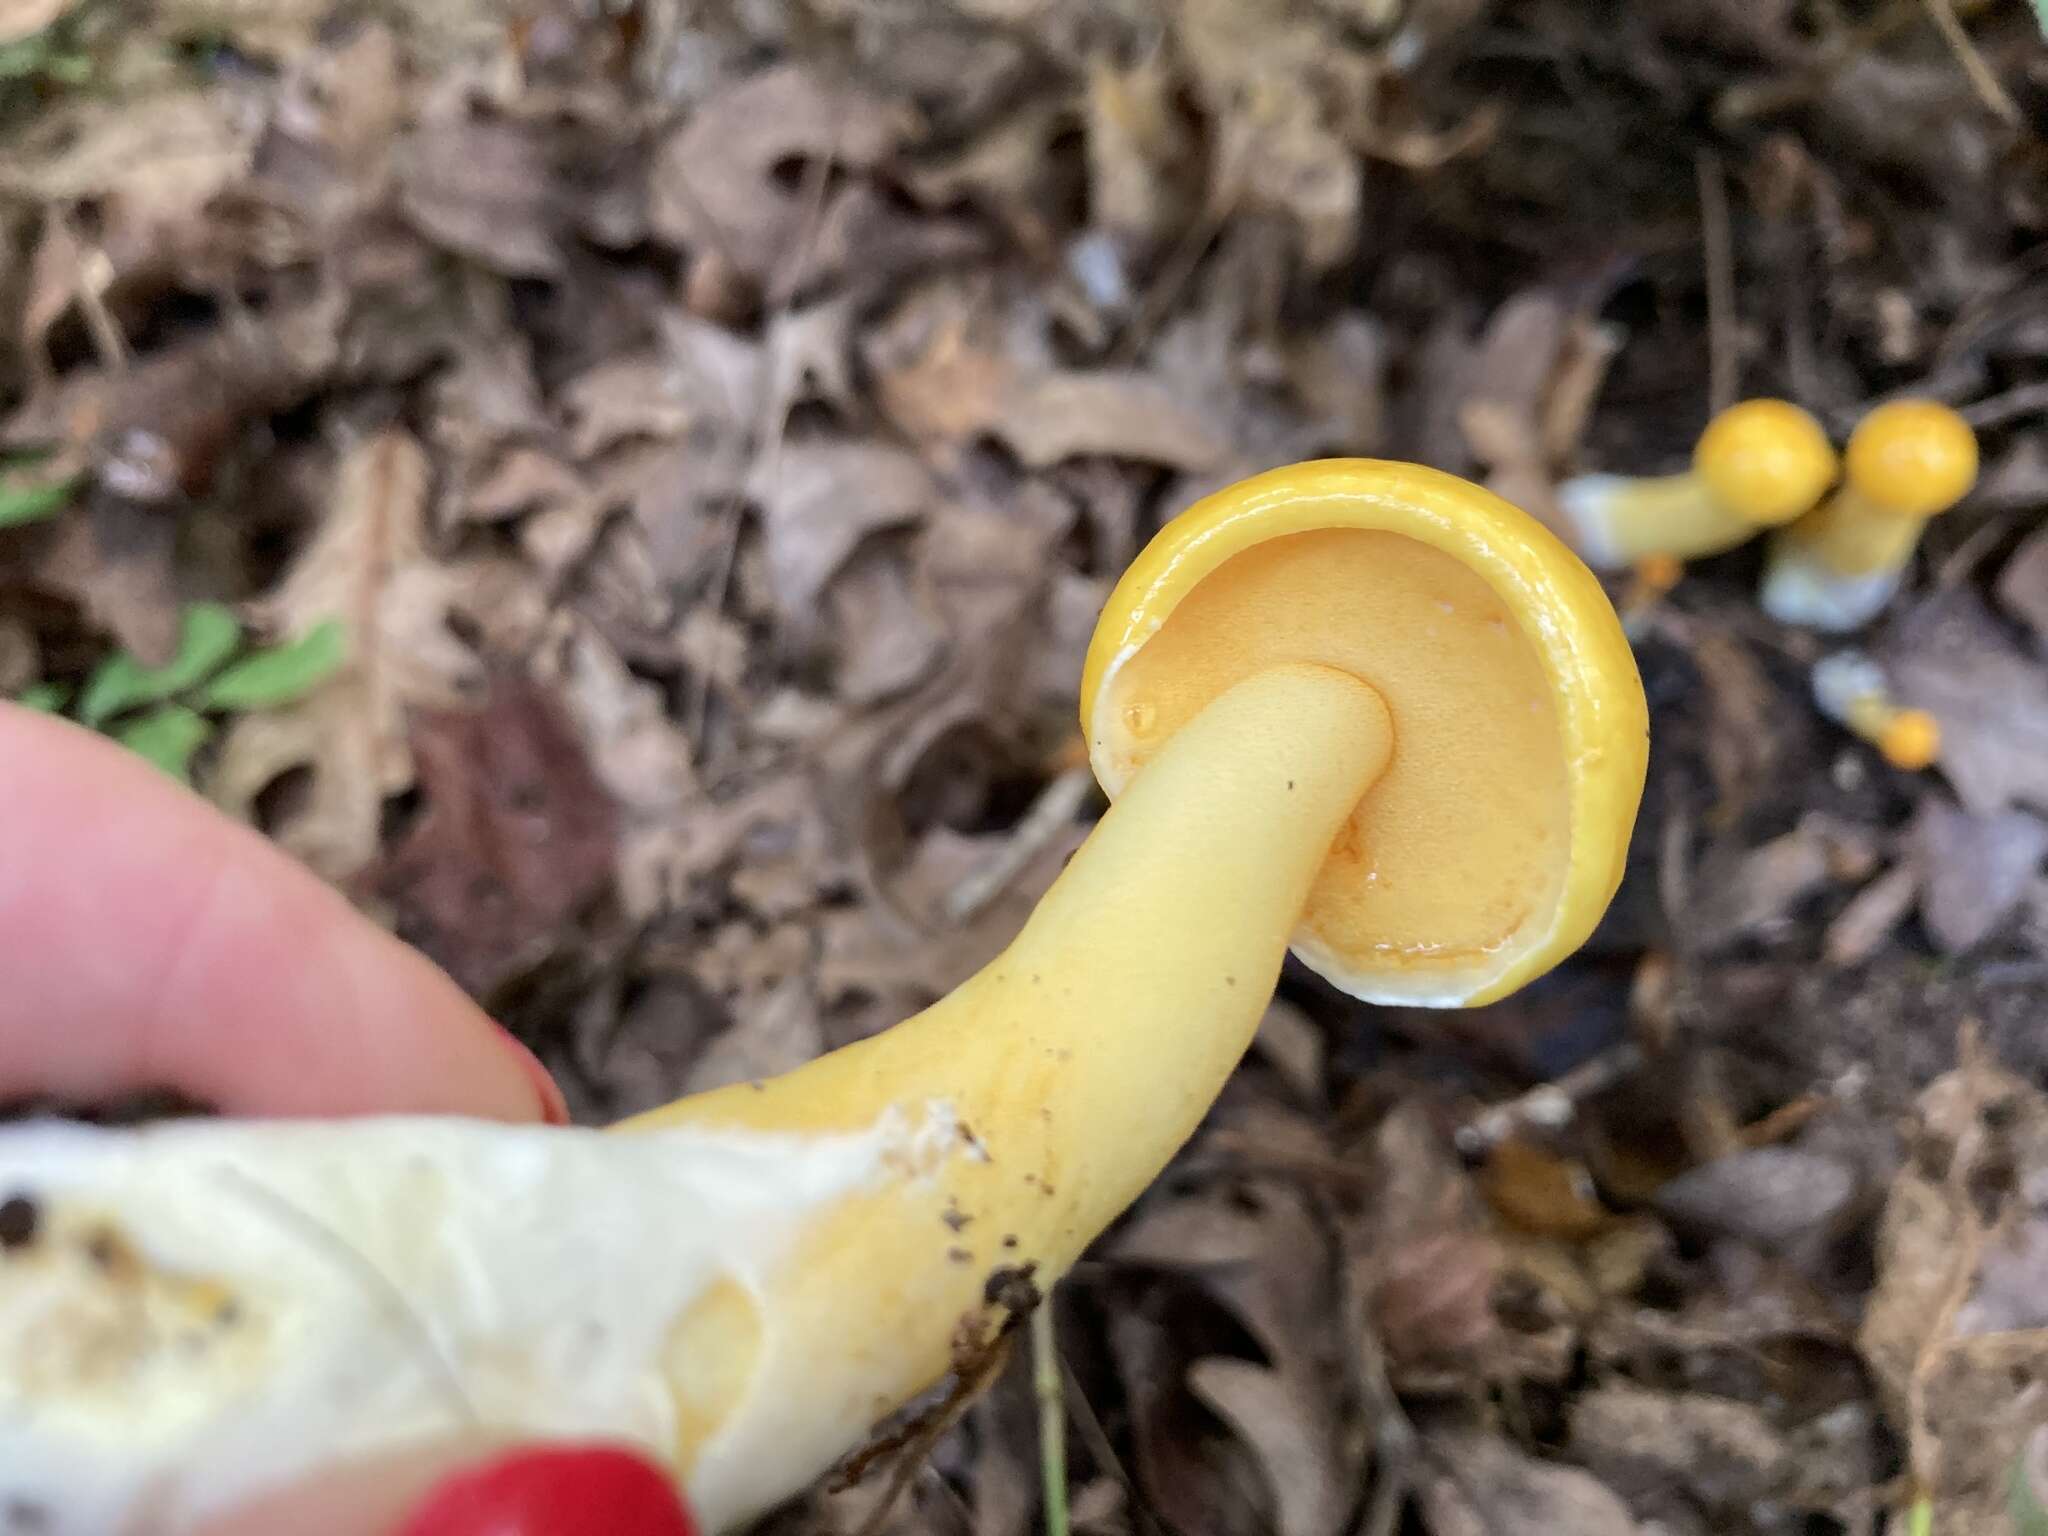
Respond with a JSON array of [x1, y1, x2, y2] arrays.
[[1562, 474, 1752, 566], [625, 663, 1392, 1522], [1776, 484, 1923, 577]]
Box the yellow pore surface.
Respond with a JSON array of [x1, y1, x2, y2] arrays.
[[1083, 460, 1648, 1007], [1692, 399, 1838, 526]]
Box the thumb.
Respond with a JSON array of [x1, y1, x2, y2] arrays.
[[194, 1438, 700, 1536]]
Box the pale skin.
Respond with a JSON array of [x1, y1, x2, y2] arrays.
[[0, 701, 575, 1533]]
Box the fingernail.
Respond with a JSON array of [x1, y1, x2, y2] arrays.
[[500, 1030, 571, 1126], [397, 1445, 697, 1536]]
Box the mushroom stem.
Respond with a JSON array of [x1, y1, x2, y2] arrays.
[[1772, 484, 1925, 578], [622, 663, 1391, 1522], [1557, 471, 1761, 568]]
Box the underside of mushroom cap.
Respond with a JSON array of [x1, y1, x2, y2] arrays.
[[1081, 460, 1648, 1007]]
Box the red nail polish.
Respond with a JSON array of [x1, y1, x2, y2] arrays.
[[398, 1445, 698, 1536], [501, 1030, 571, 1126]]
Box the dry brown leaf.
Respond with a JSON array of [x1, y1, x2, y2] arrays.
[[1911, 798, 2048, 954], [1861, 1060, 2048, 1530], [1373, 1229, 1503, 1379], [210, 429, 479, 878], [751, 441, 933, 623], [1823, 863, 1921, 966], [1996, 525, 2048, 645], [1652, 1146, 1860, 1256], [1418, 1429, 1642, 1536], [683, 977, 824, 1096], [995, 371, 1226, 470], [1185, 1359, 1350, 1536], [1, 89, 260, 232], [153, 0, 330, 57], [4, 298, 342, 506], [372, 671, 618, 999], [536, 618, 699, 920], [561, 358, 698, 460], [827, 549, 946, 705], [1175, 0, 1371, 269], [1688, 825, 1835, 954], [1687, 626, 1781, 823], [1087, 54, 1198, 249], [1568, 1384, 1791, 1520], [649, 63, 916, 285], [901, 96, 1075, 254], [1883, 589, 2048, 815], [1286, 312, 1385, 455], [866, 281, 1018, 446], [1116, 1187, 1355, 1536], [396, 117, 565, 277], [33, 495, 181, 664], [462, 448, 588, 525]]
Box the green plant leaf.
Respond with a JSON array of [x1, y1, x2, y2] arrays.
[[11, 682, 69, 713], [116, 704, 214, 784], [195, 620, 347, 712], [0, 471, 79, 528], [77, 602, 244, 726]]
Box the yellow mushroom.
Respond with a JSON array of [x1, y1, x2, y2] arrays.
[[0, 461, 1648, 1534], [1557, 398, 1838, 570], [1760, 399, 1978, 632], [1812, 649, 1940, 771]]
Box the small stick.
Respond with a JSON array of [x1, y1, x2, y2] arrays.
[[944, 766, 1095, 925], [1696, 150, 1738, 417], [1034, 1298, 1071, 1536], [1919, 0, 2021, 127], [1961, 379, 2048, 429], [1453, 1040, 1645, 1158]]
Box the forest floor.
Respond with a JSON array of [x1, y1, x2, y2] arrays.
[[5, 2, 2048, 1532]]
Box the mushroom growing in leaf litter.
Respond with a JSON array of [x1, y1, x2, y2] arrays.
[[1811, 649, 1940, 771], [0, 460, 1648, 1534], [1760, 398, 1978, 632], [1557, 398, 1837, 570]]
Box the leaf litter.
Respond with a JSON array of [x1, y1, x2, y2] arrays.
[[6, 0, 2048, 1530]]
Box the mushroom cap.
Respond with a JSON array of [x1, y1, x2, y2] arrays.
[[1843, 399, 1978, 518], [1080, 460, 1648, 1008], [1691, 399, 1838, 527]]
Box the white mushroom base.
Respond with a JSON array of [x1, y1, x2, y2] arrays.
[[0, 1110, 960, 1535], [1759, 548, 1902, 632], [1552, 475, 1637, 571]]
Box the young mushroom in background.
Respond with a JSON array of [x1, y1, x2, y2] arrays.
[[1760, 399, 1978, 632], [1811, 649, 1941, 771], [0, 463, 1648, 1536], [1557, 398, 1837, 570]]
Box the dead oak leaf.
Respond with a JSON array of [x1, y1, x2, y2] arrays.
[[534, 618, 699, 921], [372, 670, 618, 999], [1882, 589, 2048, 815], [1911, 797, 2048, 954], [751, 441, 933, 624], [996, 370, 1227, 471], [209, 429, 479, 879], [1861, 1058, 2048, 1530], [32, 492, 182, 665], [1996, 525, 2048, 645], [649, 63, 917, 286], [1, 88, 260, 234], [1115, 1187, 1356, 1536], [396, 116, 565, 278], [1418, 1428, 1642, 1536]]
